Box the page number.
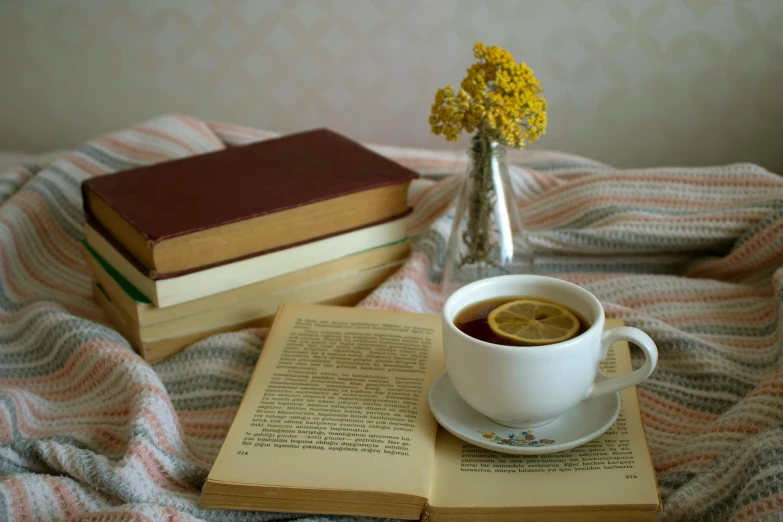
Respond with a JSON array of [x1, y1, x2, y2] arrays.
[[625, 474, 637, 479], [237, 451, 249, 456]]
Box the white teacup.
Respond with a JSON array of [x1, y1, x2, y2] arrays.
[[442, 275, 658, 428]]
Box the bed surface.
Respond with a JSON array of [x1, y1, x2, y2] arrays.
[[1, 114, 782, 522]]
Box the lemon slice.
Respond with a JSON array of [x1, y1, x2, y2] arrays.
[[487, 299, 580, 345]]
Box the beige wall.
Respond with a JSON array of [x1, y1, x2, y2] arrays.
[[1, 0, 782, 170]]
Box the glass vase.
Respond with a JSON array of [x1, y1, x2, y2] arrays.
[[442, 134, 534, 296]]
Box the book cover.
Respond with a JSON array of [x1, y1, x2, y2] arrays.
[[82, 129, 419, 273]]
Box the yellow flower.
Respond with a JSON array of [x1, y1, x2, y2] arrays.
[[429, 42, 547, 148]]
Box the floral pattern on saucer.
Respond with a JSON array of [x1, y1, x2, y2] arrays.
[[479, 430, 555, 447]]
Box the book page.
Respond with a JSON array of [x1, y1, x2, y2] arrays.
[[206, 303, 443, 499], [428, 319, 659, 511]]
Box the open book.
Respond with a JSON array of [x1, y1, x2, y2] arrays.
[[200, 303, 661, 520]]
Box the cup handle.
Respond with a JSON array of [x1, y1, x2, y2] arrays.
[[587, 326, 658, 399]]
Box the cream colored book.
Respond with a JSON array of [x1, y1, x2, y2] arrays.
[[94, 284, 375, 363], [92, 281, 375, 363], [85, 215, 408, 308], [104, 261, 404, 342], [82, 240, 410, 326], [200, 304, 661, 520]]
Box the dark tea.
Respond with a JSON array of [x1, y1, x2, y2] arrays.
[[454, 296, 590, 346]]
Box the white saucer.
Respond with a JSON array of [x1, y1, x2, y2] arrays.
[[428, 371, 621, 455]]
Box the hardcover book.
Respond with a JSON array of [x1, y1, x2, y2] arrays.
[[82, 129, 418, 275], [200, 304, 661, 520], [81, 240, 410, 326], [93, 284, 376, 363], [84, 214, 409, 308]]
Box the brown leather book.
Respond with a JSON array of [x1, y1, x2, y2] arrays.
[[82, 129, 418, 275]]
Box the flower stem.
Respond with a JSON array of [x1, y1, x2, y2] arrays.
[[460, 131, 497, 271]]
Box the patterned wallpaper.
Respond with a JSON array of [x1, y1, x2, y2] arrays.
[[1, 0, 782, 170]]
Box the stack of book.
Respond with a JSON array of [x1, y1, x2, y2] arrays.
[[81, 129, 418, 362]]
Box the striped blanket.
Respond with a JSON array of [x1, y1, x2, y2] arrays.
[[1, 115, 782, 522]]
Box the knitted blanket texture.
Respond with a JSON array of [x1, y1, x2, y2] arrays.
[[1, 115, 782, 522]]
